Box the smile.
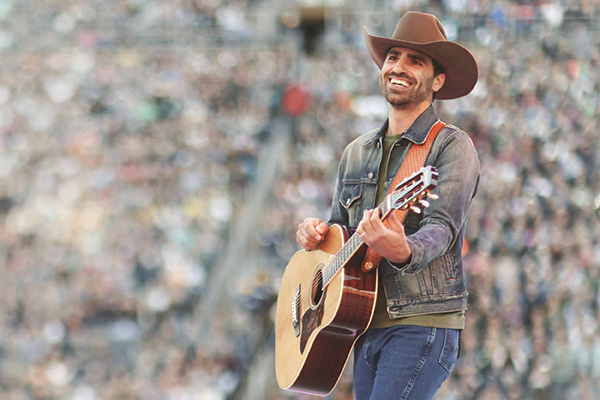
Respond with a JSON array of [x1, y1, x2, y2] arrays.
[[390, 78, 410, 87]]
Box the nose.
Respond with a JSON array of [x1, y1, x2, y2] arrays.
[[392, 55, 409, 74]]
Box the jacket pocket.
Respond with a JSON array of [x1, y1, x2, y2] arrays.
[[431, 251, 458, 281], [339, 183, 363, 227]]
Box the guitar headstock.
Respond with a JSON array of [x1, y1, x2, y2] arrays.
[[388, 166, 438, 214]]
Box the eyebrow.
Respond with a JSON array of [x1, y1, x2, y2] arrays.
[[387, 49, 429, 65]]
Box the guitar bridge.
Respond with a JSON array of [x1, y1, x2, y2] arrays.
[[291, 284, 301, 337]]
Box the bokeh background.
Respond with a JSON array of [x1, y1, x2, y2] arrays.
[[0, 0, 599, 399]]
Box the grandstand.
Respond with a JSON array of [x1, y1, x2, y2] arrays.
[[0, 1, 599, 399]]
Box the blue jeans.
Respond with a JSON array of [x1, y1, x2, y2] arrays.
[[353, 325, 459, 400]]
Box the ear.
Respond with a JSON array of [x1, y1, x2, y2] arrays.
[[432, 72, 446, 94]]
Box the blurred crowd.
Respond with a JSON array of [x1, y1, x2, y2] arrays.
[[0, 0, 599, 400]]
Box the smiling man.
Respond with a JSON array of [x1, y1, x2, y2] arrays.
[[296, 12, 480, 400], [380, 47, 444, 111]]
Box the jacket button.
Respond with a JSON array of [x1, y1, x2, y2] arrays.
[[346, 199, 351, 206], [368, 172, 374, 179]]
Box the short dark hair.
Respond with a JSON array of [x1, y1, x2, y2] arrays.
[[432, 59, 444, 77]]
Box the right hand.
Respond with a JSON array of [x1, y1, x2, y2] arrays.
[[296, 218, 329, 251]]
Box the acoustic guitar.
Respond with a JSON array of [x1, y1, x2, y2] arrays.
[[275, 166, 438, 396]]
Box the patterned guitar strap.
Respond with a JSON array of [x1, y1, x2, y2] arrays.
[[361, 120, 446, 272]]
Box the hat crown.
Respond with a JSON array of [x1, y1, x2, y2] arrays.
[[392, 12, 448, 44]]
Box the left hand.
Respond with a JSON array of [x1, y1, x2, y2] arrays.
[[356, 209, 412, 264]]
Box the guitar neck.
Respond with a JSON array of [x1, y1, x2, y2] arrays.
[[320, 166, 436, 288], [322, 198, 393, 287]]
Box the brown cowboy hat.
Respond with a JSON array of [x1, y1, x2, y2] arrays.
[[364, 11, 478, 100]]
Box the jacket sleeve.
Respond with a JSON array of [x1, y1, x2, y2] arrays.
[[395, 127, 480, 274]]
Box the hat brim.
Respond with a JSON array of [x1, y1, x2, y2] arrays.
[[364, 27, 478, 100]]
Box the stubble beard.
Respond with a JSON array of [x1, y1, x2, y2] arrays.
[[380, 74, 434, 109]]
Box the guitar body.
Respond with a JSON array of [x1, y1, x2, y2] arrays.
[[275, 224, 377, 396], [275, 166, 439, 396]]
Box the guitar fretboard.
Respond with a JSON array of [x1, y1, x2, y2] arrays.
[[322, 198, 392, 287]]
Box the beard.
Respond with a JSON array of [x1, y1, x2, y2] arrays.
[[380, 73, 434, 109]]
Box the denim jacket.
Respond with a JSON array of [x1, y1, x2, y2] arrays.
[[329, 105, 480, 318]]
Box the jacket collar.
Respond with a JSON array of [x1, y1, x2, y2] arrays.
[[362, 104, 440, 146]]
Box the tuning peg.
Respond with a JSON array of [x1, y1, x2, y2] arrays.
[[411, 206, 421, 214], [419, 199, 430, 208], [427, 193, 439, 200]]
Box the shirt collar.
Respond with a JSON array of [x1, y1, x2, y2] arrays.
[[362, 104, 440, 146]]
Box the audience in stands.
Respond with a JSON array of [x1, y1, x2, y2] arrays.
[[0, 1, 598, 399]]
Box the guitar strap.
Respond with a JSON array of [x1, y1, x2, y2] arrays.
[[361, 120, 446, 272]]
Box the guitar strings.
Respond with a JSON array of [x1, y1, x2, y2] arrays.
[[295, 188, 427, 305], [294, 190, 414, 305], [292, 172, 434, 311], [295, 232, 363, 306]]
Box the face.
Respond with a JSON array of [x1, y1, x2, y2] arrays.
[[379, 46, 445, 110]]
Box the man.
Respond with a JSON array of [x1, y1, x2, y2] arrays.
[[296, 12, 480, 399]]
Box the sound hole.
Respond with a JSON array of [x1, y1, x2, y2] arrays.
[[310, 268, 324, 308]]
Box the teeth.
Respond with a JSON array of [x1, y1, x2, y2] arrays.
[[390, 78, 409, 87]]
